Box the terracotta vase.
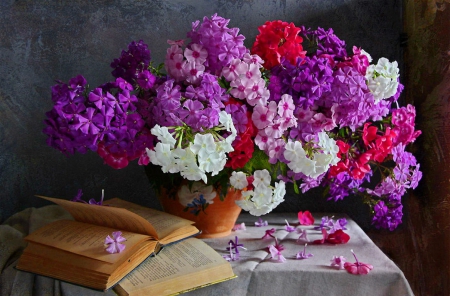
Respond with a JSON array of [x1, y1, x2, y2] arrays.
[[158, 181, 242, 238]]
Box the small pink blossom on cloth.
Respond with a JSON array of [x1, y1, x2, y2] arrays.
[[296, 243, 313, 259], [105, 231, 126, 254], [262, 228, 276, 239], [284, 219, 296, 232], [298, 211, 314, 225], [255, 217, 268, 227], [296, 229, 309, 243], [330, 255, 347, 269], [233, 222, 246, 231], [268, 245, 286, 263], [344, 249, 373, 275]]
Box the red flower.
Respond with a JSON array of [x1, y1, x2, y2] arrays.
[[251, 20, 306, 70], [298, 211, 314, 225], [313, 229, 350, 245], [97, 142, 129, 169], [326, 230, 350, 244], [362, 123, 378, 147]]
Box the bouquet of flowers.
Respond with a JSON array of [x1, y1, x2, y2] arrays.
[[43, 14, 421, 230]]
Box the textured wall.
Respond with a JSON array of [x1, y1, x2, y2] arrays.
[[0, 0, 402, 228], [367, 1, 450, 295]]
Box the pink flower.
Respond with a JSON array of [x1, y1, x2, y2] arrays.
[[184, 43, 208, 64], [252, 102, 276, 129], [296, 243, 313, 259], [298, 211, 315, 225], [233, 222, 246, 231], [284, 219, 296, 232], [330, 255, 347, 269], [344, 249, 373, 275], [297, 229, 309, 243], [268, 245, 286, 263]]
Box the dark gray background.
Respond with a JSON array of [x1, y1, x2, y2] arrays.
[[0, 0, 402, 229]]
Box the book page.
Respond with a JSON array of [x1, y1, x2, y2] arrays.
[[24, 219, 153, 264], [104, 198, 197, 239], [116, 238, 235, 295], [37, 195, 158, 238]]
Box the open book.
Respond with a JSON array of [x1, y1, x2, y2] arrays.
[[16, 195, 201, 291], [114, 237, 236, 296]]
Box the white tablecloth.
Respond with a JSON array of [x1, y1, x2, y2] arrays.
[[0, 205, 413, 296]]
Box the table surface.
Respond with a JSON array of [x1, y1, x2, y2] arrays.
[[0, 206, 413, 296]]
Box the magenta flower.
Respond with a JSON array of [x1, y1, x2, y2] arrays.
[[105, 231, 126, 254], [298, 211, 315, 225], [262, 228, 276, 239]]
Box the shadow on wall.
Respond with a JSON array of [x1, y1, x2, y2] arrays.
[[0, 0, 402, 227]]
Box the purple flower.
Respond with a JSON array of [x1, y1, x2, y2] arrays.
[[105, 231, 126, 254], [284, 219, 296, 232], [255, 217, 268, 227], [296, 243, 313, 259], [226, 236, 246, 254], [268, 245, 286, 263], [330, 255, 347, 269]]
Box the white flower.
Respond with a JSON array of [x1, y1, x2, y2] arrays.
[[151, 125, 176, 148], [190, 133, 216, 156], [360, 49, 372, 63], [230, 171, 248, 190], [297, 157, 317, 177], [235, 173, 285, 216], [366, 57, 400, 102], [178, 182, 216, 207], [284, 140, 306, 162], [172, 147, 197, 170], [253, 169, 271, 188], [216, 139, 234, 154], [180, 161, 206, 183], [198, 151, 223, 174], [317, 131, 339, 156], [272, 181, 286, 205], [149, 143, 173, 167], [219, 111, 234, 132]]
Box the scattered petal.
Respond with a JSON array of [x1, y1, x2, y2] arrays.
[[298, 211, 315, 225], [262, 228, 276, 239], [268, 245, 286, 263], [226, 236, 246, 254], [284, 219, 296, 232], [313, 228, 329, 244], [297, 229, 309, 243], [104, 231, 126, 254], [223, 242, 240, 261], [330, 255, 347, 269], [313, 229, 350, 244], [344, 249, 373, 275], [296, 243, 313, 259], [326, 229, 350, 244], [255, 217, 269, 227], [233, 222, 246, 231]]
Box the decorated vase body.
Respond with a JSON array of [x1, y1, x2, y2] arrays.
[[158, 181, 242, 238]]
